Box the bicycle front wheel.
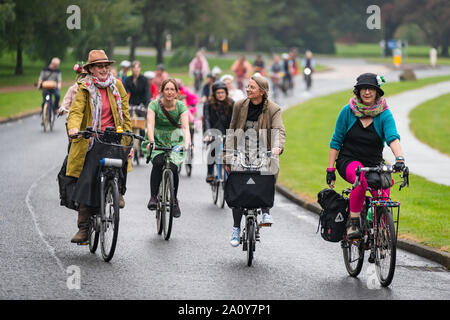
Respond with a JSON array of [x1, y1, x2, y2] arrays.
[[375, 207, 397, 287], [161, 170, 174, 240], [211, 165, 219, 204], [217, 165, 225, 209], [100, 179, 120, 262], [342, 238, 364, 277], [42, 102, 50, 132]]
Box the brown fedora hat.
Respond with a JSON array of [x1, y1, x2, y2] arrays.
[[83, 49, 115, 69]]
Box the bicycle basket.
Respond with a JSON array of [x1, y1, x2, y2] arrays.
[[225, 171, 275, 209], [93, 135, 132, 164], [42, 80, 57, 90]]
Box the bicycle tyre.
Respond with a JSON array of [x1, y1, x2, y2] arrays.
[[375, 207, 397, 287], [211, 165, 218, 204], [42, 101, 50, 132], [217, 164, 225, 209], [88, 215, 100, 253], [162, 170, 174, 240], [342, 238, 365, 277], [100, 179, 120, 262], [247, 220, 255, 267], [49, 104, 55, 132], [185, 163, 192, 177]]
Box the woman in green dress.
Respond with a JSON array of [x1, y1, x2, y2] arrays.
[[144, 78, 191, 217]]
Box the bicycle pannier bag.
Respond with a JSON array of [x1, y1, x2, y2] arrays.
[[225, 171, 275, 209], [317, 188, 349, 242], [57, 155, 78, 210]]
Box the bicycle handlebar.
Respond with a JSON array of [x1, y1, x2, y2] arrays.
[[69, 126, 145, 142], [145, 145, 186, 164], [353, 164, 409, 191], [223, 149, 273, 170]]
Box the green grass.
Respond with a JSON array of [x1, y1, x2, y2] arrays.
[[279, 75, 450, 251], [409, 92, 450, 156], [334, 43, 450, 66]]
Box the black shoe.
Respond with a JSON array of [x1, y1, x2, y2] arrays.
[[205, 175, 214, 183], [368, 251, 376, 263], [147, 196, 157, 211], [346, 218, 362, 239], [173, 199, 181, 218]]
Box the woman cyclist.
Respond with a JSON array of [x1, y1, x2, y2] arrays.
[[225, 75, 285, 247], [327, 73, 406, 239], [66, 50, 133, 244], [203, 80, 234, 183], [145, 79, 191, 218]]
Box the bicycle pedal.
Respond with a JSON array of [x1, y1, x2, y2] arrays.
[[259, 222, 272, 227], [77, 242, 89, 246]]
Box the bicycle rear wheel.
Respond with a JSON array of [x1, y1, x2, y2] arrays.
[[247, 220, 255, 267], [375, 207, 396, 287], [161, 170, 174, 240], [100, 179, 120, 262], [342, 238, 365, 277]]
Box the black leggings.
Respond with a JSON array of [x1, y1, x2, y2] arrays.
[[232, 208, 270, 228], [150, 153, 179, 198]]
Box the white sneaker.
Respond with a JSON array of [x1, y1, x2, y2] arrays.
[[229, 227, 240, 247], [261, 213, 273, 225]]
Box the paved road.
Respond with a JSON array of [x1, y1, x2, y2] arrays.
[[0, 113, 449, 300], [1, 58, 449, 300]]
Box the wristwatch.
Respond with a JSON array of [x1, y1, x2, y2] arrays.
[[395, 156, 405, 161]]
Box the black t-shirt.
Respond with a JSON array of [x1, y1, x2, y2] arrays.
[[336, 119, 383, 177], [124, 75, 150, 106], [247, 99, 264, 121]]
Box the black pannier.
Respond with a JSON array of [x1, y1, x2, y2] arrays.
[[225, 171, 275, 209], [57, 155, 78, 210], [317, 188, 349, 242]]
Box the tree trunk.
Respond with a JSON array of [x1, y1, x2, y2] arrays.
[[245, 27, 257, 52], [129, 35, 138, 62], [155, 25, 164, 65], [15, 41, 23, 75], [441, 30, 449, 57], [107, 39, 115, 60]]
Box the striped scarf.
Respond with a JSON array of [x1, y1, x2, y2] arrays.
[[81, 73, 123, 149], [349, 97, 388, 118]]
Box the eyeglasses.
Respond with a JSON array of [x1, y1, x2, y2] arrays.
[[246, 85, 259, 91], [94, 64, 110, 69]]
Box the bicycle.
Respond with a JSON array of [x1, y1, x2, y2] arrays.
[[129, 104, 147, 166], [146, 145, 185, 240], [72, 126, 144, 262], [225, 149, 275, 267], [40, 81, 58, 132], [341, 164, 409, 287], [206, 134, 227, 208]]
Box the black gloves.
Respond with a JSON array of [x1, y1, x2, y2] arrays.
[[393, 161, 405, 172], [326, 169, 336, 185]]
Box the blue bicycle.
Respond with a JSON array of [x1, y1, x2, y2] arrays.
[[208, 134, 228, 208]]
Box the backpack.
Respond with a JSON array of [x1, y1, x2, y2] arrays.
[[316, 188, 349, 242]]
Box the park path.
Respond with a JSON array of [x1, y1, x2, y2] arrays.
[[382, 81, 450, 186]]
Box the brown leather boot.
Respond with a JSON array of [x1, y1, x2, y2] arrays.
[[71, 206, 91, 243]]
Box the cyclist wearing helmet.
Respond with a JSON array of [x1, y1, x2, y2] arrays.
[[203, 81, 234, 182]]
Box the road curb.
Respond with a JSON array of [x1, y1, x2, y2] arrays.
[[275, 184, 450, 269], [0, 109, 41, 125]]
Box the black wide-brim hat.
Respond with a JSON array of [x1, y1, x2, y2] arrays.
[[354, 73, 384, 96]]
